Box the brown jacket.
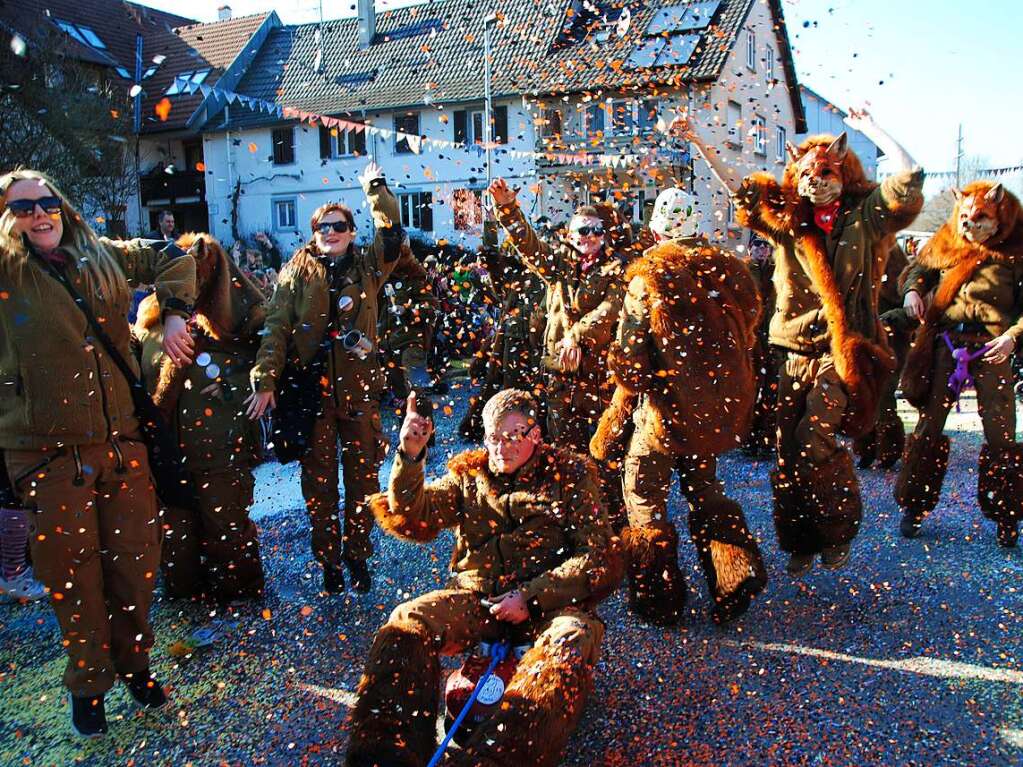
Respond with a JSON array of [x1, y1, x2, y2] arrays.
[[0, 238, 195, 450], [370, 444, 621, 616], [591, 238, 762, 460], [736, 167, 924, 436], [900, 183, 1023, 406], [495, 203, 625, 376], [250, 184, 401, 401], [136, 236, 267, 473]]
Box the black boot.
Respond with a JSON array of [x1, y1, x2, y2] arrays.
[[997, 521, 1019, 549], [345, 557, 372, 593], [69, 693, 108, 738], [820, 543, 852, 570], [323, 564, 346, 594], [899, 508, 925, 539], [124, 669, 168, 709]]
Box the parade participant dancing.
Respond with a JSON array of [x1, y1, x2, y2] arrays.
[[592, 189, 767, 625], [346, 389, 620, 767], [136, 233, 268, 602], [0, 169, 196, 737], [488, 178, 626, 525], [246, 162, 403, 594], [680, 110, 924, 574], [896, 181, 1023, 547]]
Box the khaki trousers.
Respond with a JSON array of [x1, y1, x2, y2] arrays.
[[300, 398, 384, 565], [5, 439, 160, 696]]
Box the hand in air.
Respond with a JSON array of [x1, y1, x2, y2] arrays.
[[487, 590, 529, 624], [488, 178, 518, 207], [399, 391, 434, 457]]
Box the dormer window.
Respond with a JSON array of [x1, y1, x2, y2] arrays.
[[166, 70, 211, 95]]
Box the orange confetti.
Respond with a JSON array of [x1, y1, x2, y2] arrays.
[[248, 142, 259, 154], [300, 605, 313, 617], [262, 608, 272, 620], [195, 161, 206, 172], [154, 97, 172, 122]]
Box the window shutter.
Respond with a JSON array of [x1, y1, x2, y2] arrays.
[[493, 105, 508, 144], [350, 127, 366, 155], [454, 110, 467, 145], [319, 125, 331, 159]]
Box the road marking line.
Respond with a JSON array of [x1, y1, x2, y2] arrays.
[[725, 640, 1023, 685]]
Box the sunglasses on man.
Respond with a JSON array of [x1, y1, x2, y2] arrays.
[[571, 225, 604, 237], [315, 220, 354, 235], [7, 196, 62, 218]]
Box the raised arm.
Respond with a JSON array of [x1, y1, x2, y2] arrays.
[[373, 392, 461, 542], [518, 459, 621, 615], [667, 115, 741, 195], [359, 161, 404, 284], [844, 109, 916, 173], [489, 179, 562, 285]]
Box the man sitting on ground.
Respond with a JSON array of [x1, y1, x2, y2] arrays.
[[346, 389, 621, 767]]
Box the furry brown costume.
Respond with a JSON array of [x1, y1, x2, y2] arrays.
[[736, 134, 924, 563], [593, 238, 766, 624], [347, 436, 619, 766], [896, 182, 1023, 545], [135, 232, 268, 601]]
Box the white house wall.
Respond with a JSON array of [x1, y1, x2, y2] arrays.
[[691, 0, 798, 247], [798, 89, 880, 180], [201, 99, 538, 252]]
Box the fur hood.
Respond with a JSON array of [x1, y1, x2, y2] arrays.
[[592, 238, 761, 458]]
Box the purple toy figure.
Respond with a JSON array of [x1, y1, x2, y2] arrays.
[[942, 331, 993, 411]]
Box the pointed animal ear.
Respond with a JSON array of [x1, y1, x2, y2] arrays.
[[985, 183, 1005, 204], [785, 141, 802, 164], [825, 132, 848, 163], [951, 187, 963, 202]]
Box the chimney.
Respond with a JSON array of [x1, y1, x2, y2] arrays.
[[357, 0, 375, 49], [217, 5, 232, 21]]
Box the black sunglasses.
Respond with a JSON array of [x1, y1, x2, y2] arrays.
[[572, 225, 604, 237], [316, 220, 354, 235], [7, 196, 62, 218]]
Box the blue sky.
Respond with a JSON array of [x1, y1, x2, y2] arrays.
[[158, 0, 1021, 171]]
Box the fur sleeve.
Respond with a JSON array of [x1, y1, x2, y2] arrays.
[[735, 173, 791, 241]]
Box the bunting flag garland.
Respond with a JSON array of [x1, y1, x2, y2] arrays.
[[175, 75, 679, 169]]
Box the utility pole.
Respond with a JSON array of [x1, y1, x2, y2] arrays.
[[954, 123, 964, 188], [482, 11, 498, 246]]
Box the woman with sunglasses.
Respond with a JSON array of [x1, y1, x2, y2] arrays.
[[0, 169, 197, 737], [245, 162, 402, 595]]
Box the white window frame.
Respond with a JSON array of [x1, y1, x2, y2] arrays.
[[746, 30, 756, 71], [329, 127, 365, 158], [766, 45, 775, 81], [726, 100, 742, 149], [272, 198, 297, 231], [399, 191, 434, 232], [775, 126, 787, 163], [468, 110, 486, 144], [752, 115, 767, 156]]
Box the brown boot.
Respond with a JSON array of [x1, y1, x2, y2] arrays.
[[346, 619, 440, 767], [621, 524, 686, 627], [449, 644, 594, 767], [895, 434, 950, 518]]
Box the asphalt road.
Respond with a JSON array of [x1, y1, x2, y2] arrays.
[[2, 389, 1021, 766]]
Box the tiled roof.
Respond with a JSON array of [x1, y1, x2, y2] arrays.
[[137, 12, 272, 133], [0, 0, 194, 77], [213, 0, 803, 131]]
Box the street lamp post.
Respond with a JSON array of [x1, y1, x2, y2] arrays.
[[483, 11, 498, 245]]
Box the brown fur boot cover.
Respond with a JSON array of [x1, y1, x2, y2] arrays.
[[977, 443, 1023, 524], [853, 429, 879, 469], [807, 451, 862, 548], [346, 619, 440, 767], [688, 496, 767, 623], [447, 644, 595, 767], [770, 468, 818, 555], [894, 434, 950, 514], [875, 414, 907, 470], [621, 524, 686, 626]]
